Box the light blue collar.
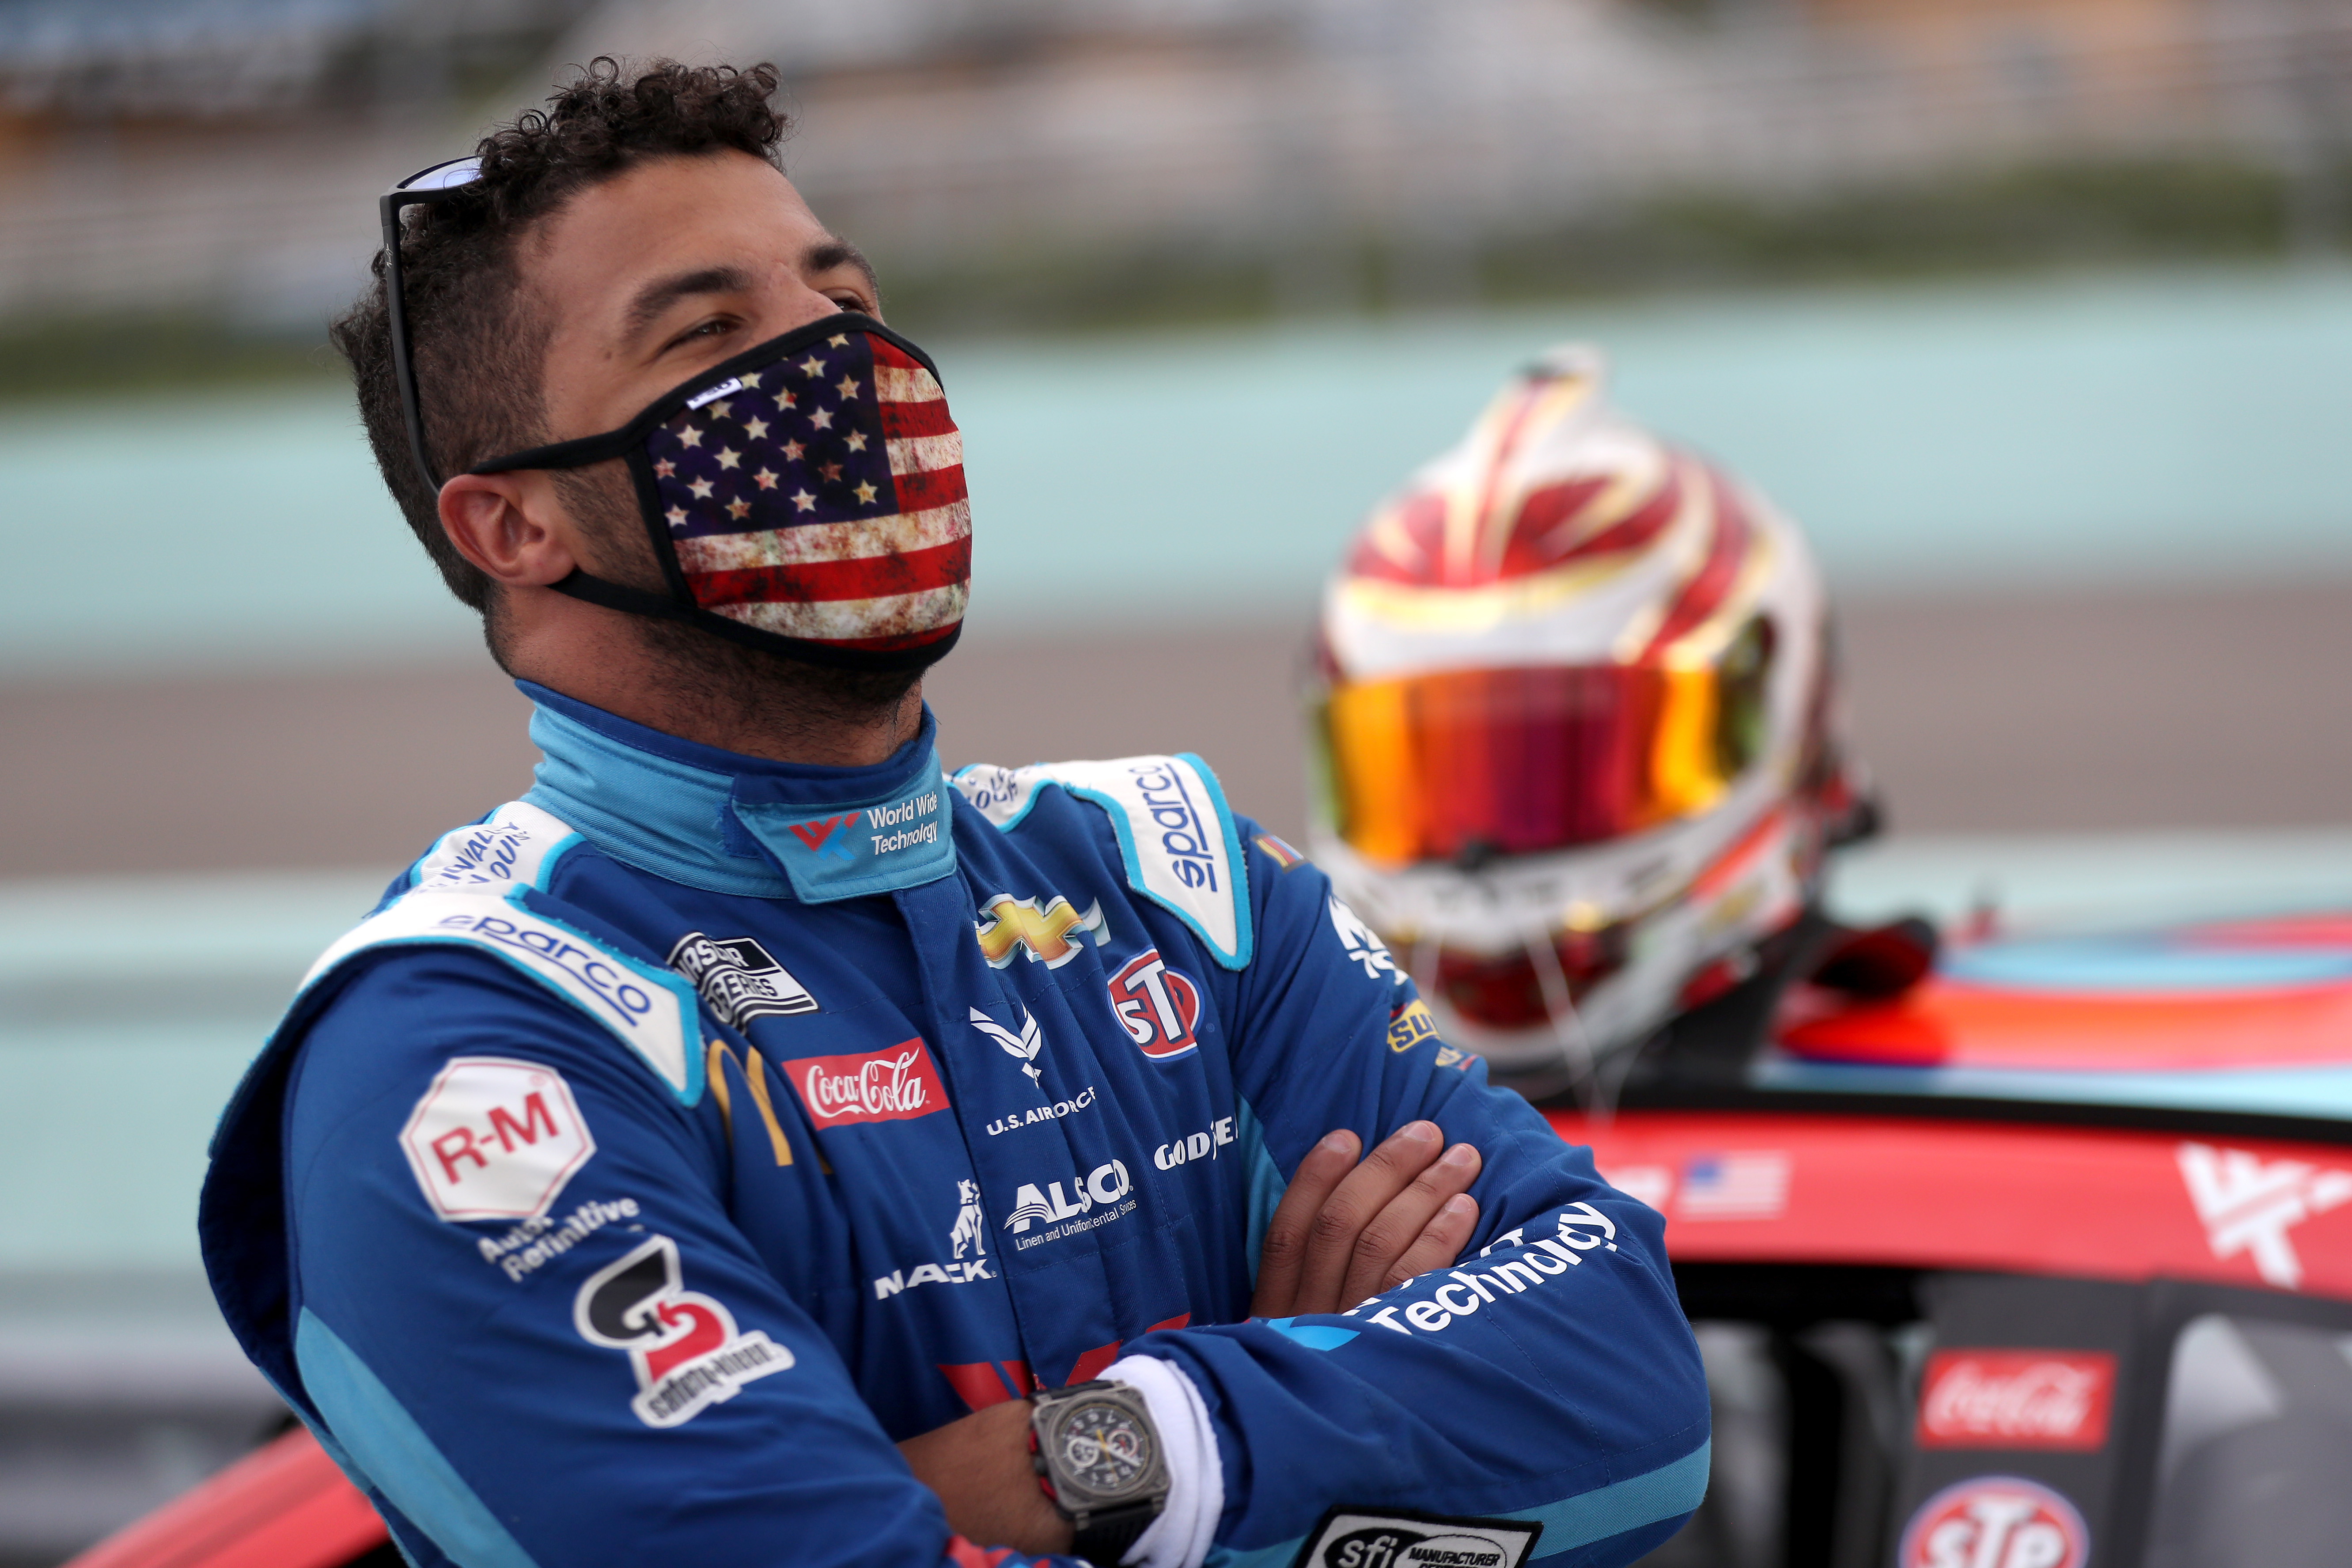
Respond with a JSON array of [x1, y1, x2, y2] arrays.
[[518, 682, 956, 902]]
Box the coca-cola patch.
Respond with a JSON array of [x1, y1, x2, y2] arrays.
[[1916, 1350, 2115, 1451], [785, 1039, 949, 1127]]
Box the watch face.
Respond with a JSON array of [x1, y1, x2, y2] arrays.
[[1053, 1398, 1155, 1498]]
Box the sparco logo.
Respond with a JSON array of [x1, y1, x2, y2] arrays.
[[1917, 1351, 2115, 1451], [787, 1039, 949, 1127], [572, 1235, 792, 1428], [1293, 1510, 1541, 1568], [667, 932, 818, 1029]]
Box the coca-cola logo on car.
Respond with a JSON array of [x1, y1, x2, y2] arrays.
[[785, 1039, 949, 1127], [1916, 1350, 2115, 1451]]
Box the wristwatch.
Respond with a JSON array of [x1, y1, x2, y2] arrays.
[[1028, 1379, 1169, 1568]]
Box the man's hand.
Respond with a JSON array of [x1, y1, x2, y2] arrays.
[[1250, 1121, 1481, 1318], [899, 1399, 1072, 1557]]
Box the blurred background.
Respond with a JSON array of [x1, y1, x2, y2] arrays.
[[3, 0, 2351, 1558]]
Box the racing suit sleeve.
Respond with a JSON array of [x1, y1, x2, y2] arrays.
[[1125, 829, 1711, 1568], [278, 947, 1067, 1568]]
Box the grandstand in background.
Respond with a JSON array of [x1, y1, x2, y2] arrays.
[[0, 0, 2345, 333]]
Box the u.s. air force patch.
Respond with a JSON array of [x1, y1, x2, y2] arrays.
[[1289, 1507, 1541, 1568]]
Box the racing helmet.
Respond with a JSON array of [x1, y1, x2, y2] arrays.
[[1307, 345, 1871, 1075]]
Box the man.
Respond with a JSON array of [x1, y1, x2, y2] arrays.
[[201, 59, 1708, 1568]]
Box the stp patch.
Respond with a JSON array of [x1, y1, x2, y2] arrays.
[[1899, 1476, 2088, 1568], [399, 1057, 595, 1222], [1288, 1507, 1541, 1568]]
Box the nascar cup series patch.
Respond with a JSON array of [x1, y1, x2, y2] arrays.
[[1288, 1507, 1541, 1568]]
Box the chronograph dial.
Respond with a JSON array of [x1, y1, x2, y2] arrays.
[[1029, 1379, 1169, 1567]]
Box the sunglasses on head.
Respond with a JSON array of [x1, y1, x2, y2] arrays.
[[379, 156, 485, 493]]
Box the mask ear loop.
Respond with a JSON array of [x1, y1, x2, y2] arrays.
[[1523, 921, 1599, 1116]]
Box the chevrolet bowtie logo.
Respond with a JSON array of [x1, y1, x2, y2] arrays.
[[973, 894, 1109, 969]]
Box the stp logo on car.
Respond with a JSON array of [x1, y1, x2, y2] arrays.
[[1898, 1476, 2087, 1568], [1917, 1351, 2116, 1451]]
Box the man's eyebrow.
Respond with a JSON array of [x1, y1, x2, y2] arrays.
[[623, 264, 754, 339], [806, 237, 879, 299]]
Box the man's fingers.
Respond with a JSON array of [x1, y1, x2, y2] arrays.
[[1248, 1129, 1360, 1319], [1339, 1141, 1482, 1308], [1292, 1121, 1446, 1314], [1375, 1192, 1482, 1296]]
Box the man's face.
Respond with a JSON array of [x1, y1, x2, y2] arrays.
[[524, 150, 880, 445]]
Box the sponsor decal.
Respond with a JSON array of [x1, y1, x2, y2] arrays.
[[1352, 1205, 1619, 1336], [787, 1038, 949, 1127], [405, 800, 577, 893], [477, 1197, 642, 1282], [1329, 898, 1402, 985], [973, 893, 1109, 969], [783, 789, 943, 864], [1254, 832, 1309, 871], [1288, 1508, 1541, 1568], [874, 1179, 999, 1300], [667, 932, 819, 1028], [956, 756, 1249, 966], [786, 811, 861, 863], [1110, 949, 1202, 1058], [952, 763, 1031, 823], [969, 1007, 1047, 1086], [984, 1085, 1096, 1138], [1386, 997, 1469, 1071], [2178, 1140, 2352, 1290], [1897, 1477, 2088, 1568], [573, 1235, 792, 1428], [863, 789, 944, 856], [1126, 760, 1223, 894], [1004, 1160, 1137, 1250], [399, 1058, 595, 1222], [1678, 1151, 1790, 1221], [1917, 1351, 2116, 1451], [1154, 1116, 1237, 1170]]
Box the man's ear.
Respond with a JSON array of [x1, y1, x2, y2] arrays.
[[438, 472, 579, 587]]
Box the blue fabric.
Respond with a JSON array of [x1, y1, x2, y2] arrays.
[[200, 693, 1708, 1568], [520, 682, 955, 900], [294, 1310, 542, 1568]]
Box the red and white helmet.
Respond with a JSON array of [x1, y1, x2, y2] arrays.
[[1307, 345, 1868, 1075]]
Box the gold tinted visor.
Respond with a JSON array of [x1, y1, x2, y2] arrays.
[[1321, 620, 1773, 866]]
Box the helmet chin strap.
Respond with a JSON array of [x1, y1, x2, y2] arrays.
[[1523, 922, 1602, 1119]]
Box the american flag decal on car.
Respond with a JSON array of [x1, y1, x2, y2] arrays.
[[648, 332, 969, 652]]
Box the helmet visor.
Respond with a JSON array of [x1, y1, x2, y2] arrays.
[[1320, 618, 1773, 866]]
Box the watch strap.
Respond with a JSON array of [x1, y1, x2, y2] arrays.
[[1069, 1499, 1159, 1568]]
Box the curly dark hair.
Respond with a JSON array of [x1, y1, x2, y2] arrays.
[[331, 58, 789, 612]]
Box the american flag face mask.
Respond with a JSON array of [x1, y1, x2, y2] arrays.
[[472, 313, 970, 672]]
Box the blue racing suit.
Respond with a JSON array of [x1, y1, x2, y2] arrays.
[[200, 683, 1708, 1568]]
